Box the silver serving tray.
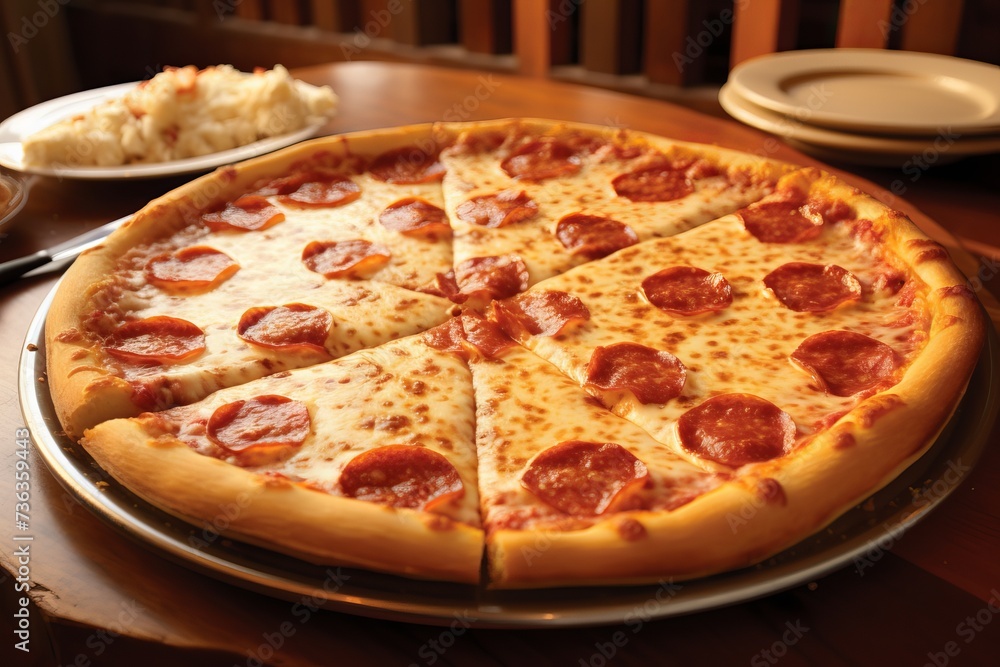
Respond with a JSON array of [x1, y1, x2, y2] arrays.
[[19, 281, 1000, 628]]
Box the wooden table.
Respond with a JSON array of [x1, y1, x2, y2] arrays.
[[2, 62, 999, 667]]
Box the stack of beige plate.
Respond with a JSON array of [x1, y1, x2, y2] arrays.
[[720, 49, 1000, 166]]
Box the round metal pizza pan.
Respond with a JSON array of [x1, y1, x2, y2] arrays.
[[19, 281, 1000, 628]]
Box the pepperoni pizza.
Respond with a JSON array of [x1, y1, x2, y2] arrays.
[[44, 119, 984, 588]]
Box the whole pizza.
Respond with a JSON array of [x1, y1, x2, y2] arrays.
[[44, 119, 984, 588]]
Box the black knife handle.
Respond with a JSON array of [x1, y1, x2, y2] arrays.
[[0, 251, 52, 287]]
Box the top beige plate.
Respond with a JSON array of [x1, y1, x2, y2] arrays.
[[729, 49, 1000, 136]]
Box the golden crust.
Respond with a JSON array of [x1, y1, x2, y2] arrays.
[[47, 119, 986, 588], [83, 418, 484, 583]]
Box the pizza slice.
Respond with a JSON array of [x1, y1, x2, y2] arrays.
[[47, 126, 458, 439], [426, 313, 813, 588], [438, 119, 793, 303], [487, 168, 983, 574], [81, 329, 484, 583]]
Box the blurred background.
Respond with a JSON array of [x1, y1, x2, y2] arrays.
[[3, 0, 999, 120]]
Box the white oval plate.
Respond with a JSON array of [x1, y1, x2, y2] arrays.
[[719, 83, 1000, 163], [0, 82, 324, 180], [729, 49, 1000, 137]]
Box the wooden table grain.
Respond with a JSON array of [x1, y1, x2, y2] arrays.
[[2, 62, 1000, 667]]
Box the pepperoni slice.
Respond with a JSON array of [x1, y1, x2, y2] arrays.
[[738, 198, 822, 243], [612, 166, 693, 202], [521, 441, 648, 516], [378, 198, 450, 237], [422, 315, 515, 360], [262, 172, 361, 208], [641, 266, 732, 315], [791, 331, 899, 397], [339, 445, 464, 511], [145, 246, 239, 292], [455, 254, 529, 300], [585, 343, 686, 405], [422, 317, 467, 355], [491, 290, 590, 338], [678, 394, 795, 467], [417, 270, 465, 303], [207, 395, 310, 465], [237, 304, 332, 355], [462, 313, 517, 359], [455, 190, 538, 228], [202, 196, 285, 232], [555, 213, 638, 259], [764, 262, 862, 312], [368, 146, 445, 184], [302, 239, 391, 278], [501, 138, 582, 181], [105, 316, 205, 365]]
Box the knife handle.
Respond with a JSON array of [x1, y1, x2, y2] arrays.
[[0, 251, 52, 287]]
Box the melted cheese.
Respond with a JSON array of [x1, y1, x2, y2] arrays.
[[470, 344, 724, 533], [99, 170, 454, 409], [508, 214, 928, 472], [440, 137, 779, 286], [156, 334, 481, 527]]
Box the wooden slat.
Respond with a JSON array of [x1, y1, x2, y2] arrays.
[[459, 0, 512, 54], [580, 0, 618, 74], [579, 0, 642, 75], [899, 0, 966, 55], [235, 0, 264, 21], [268, 0, 304, 25], [0, 10, 23, 116], [548, 0, 574, 67], [360, 0, 394, 40], [310, 0, 337, 30], [391, 0, 419, 44], [310, 0, 359, 32], [393, 0, 455, 46], [513, 0, 546, 77], [730, 0, 800, 67], [836, 0, 894, 48], [1, 0, 79, 106], [644, 0, 690, 86]]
